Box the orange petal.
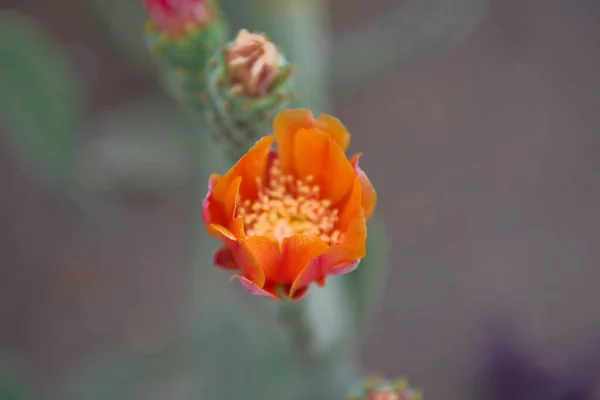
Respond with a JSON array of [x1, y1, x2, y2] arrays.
[[228, 217, 246, 240], [320, 137, 357, 204], [340, 208, 367, 258], [273, 109, 316, 175], [293, 246, 360, 291], [292, 128, 329, 181], [202, 173, 227, 228], [212, 136, 273, 204], [315, 114, 350, 152], [288, 251, 335, 297], [279, 235, 329, 287], [338, 177, 363, 231], [299, 209, 366, 280], [210, 224, 265, 286], [224, 176, 242, 221], [350, 153, 377, 220], [232, 275, 279, 300], [243, 235, 282, 282]]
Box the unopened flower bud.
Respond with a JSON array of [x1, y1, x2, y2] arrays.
[[227, 30, 279, 97], [143, 0, 210, 37], [143, 0, 229, 105], [202, 29, 296, 161]]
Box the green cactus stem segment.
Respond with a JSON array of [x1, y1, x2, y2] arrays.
[[143, 0, 229, 107]]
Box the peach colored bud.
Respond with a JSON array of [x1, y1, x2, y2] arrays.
[[226, 29, 280, 97]]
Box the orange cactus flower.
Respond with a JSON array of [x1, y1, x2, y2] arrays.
[[202, 109, 377, 300]]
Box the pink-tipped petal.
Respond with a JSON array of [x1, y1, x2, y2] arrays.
[[210, 224, 265, 286], [290, 244, 362, 297], [232, 275, 279, 300], [207, 173, 220, 191], [329, 259, 361, 275], [289, 253, 330, 298], [213, 247, 239, 270], [202, 174, 226, 229], [350, 153, 377, 220]]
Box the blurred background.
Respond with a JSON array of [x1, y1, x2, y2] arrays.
[[1, 0, 600, 399]]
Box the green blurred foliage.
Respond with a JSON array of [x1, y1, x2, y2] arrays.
[[341, 215, 390, 331], [77, 95, 199, 195], [84, 0, 151, 68], [0, 371, 33, 400], [62, 267, 307, 400], [0, 12, 79, 189]]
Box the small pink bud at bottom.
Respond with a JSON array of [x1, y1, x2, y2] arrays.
[[226, 29, 280, 97], [368, 390, 400, 400], [348, 376, 422, 400]]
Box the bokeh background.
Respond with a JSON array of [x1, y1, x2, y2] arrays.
[[1, 0, 600, 399]]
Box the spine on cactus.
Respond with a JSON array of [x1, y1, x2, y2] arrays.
[[346, 376, 423, 400], [201, 29, 296, 161], [142, 0, 229, 105]]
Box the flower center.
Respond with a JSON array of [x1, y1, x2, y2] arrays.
[[236, 158, 341, 245]]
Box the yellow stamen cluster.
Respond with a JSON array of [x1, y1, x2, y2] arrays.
[[236, 159, 341, 245]]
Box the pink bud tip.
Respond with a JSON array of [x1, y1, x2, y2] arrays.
[[143, 0, 210, 35]]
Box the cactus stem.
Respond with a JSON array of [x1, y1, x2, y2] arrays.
[[222, 101, 231, 112], [184, 22, 199, 36], [221, 45, 229, 57], [208, 58, 218, 67], [197, 72, 205, 83], [177, 38, 189, 48], [157, 32, 169, 46], [198, 91, 209, 101]]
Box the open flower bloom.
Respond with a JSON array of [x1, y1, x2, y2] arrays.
[[202, 109, 377, 300]]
